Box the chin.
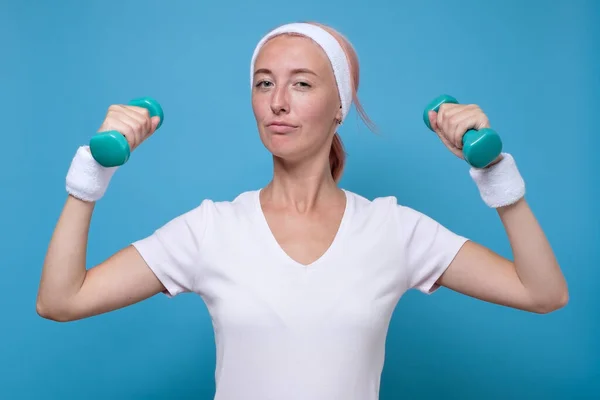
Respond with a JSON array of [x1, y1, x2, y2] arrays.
[[259, 131, 308, 162], [265, 142, 304, 161]]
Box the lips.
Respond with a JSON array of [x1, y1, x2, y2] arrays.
[[267, 122, 298, 134]]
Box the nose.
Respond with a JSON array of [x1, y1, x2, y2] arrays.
[[270, 85, 289, 115]]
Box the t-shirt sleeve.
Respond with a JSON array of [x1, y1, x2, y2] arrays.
[[131, 199, 212, 297], [396, 205, 469, 294]]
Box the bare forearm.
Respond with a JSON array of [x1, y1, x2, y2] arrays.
[[37, 195, 94, 316], [497, 197, 568, 311]]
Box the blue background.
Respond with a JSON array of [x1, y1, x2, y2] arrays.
[[2, 0, 598, 398]]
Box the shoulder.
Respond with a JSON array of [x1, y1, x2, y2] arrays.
[[151, 189, 259, 234], [343, 189, 442, 233], [344, 189, 398, 212], [342, 189, 404, 236], [344, 189, 411, 219], [183, 189, 259, 221]]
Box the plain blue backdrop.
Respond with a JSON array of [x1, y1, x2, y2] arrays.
[[2, 0, 598, 398]]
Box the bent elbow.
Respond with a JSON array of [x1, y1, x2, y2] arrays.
[[534, 290, 569, 314], [36, 298, 74, 323]]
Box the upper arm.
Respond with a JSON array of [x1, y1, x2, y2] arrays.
[[67, 200, 212, 321], [436, 240, 535, 311], [69, 245, 166, 321], [398, 201, 540, 312]]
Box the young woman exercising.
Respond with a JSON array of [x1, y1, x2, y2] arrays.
[[37, 21, 568, 400]]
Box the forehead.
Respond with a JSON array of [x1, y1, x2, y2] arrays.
[[254, 34, 330, 72]]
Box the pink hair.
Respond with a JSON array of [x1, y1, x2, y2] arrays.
[[307, 22, 377, 182]]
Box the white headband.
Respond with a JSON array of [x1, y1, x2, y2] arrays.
[[250, 22, 354, 121]]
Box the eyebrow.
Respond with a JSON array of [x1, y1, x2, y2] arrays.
[[253, 68, 318, 77]]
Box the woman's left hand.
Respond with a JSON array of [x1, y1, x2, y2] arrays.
[[428, 104, 502, 165]]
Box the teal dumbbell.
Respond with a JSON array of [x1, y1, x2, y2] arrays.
[[423, 94, 502, 168], [90, 97, 164, 167]]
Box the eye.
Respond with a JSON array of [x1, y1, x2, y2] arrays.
[[255, 80, 273, 88], [294, 81, 312, 88]]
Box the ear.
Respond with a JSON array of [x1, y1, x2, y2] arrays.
[[335, 105, 343, 124]]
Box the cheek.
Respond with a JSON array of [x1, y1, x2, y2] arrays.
[[293, 94, 335, 124], [251, 97, 270, 123]]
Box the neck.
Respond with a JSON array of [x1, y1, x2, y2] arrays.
[[261, 150, 342, 213]]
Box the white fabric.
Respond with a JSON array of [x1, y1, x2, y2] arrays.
[[65, 146, 118, 202], [132, 189, 468, 400], [469, 152, 526, 208], [250, 22, 354, 121]]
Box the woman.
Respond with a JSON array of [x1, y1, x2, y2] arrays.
[[37, 21, 568, 400]]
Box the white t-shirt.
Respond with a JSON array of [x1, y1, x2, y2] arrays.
[[132, 189, 468, 400]]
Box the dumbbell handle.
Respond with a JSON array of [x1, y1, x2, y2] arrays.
[[89, 97, 164, 167], [423, 94, 502, 169]]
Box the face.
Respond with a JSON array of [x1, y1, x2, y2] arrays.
[[251, 34, 343, 162]]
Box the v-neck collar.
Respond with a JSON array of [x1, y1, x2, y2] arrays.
[[253, 188, 353, 270]]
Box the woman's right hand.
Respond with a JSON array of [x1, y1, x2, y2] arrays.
[[36, 104, 166, 322], [98, 104, 161, 152]]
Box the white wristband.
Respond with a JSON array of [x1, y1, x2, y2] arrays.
[[65, 146, 118, 202], [469, 153, 525, 208]]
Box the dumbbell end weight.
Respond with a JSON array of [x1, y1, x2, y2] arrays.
[[89, 97, 163, 167], [129, 96, 164, 130], [423, 94, 502, 169], [89, 132, 131, 168], [462, 127, 502, 169], [422, 94, 458, 131]]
